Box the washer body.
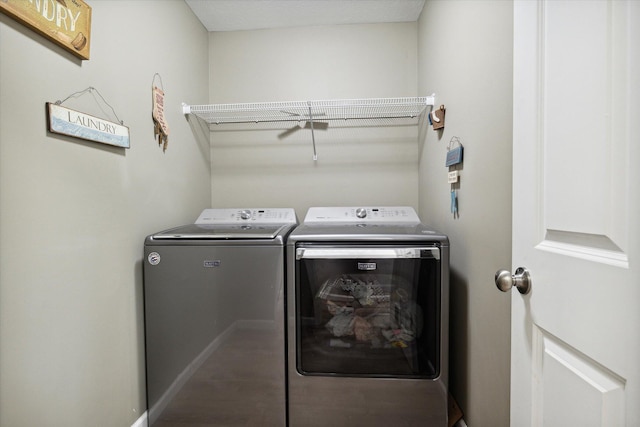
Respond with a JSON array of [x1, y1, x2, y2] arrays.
[[286, 207, 449, 427], [143, 208, 296, 426]]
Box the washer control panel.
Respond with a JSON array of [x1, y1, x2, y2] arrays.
[[196, 208, 297, 224], [303, 206, 420, 224]]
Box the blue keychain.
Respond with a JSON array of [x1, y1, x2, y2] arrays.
[[451, 189, 458, 218]]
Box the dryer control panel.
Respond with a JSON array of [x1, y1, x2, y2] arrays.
[[303, 206, 420, 224], [196, 208, 297, 224]]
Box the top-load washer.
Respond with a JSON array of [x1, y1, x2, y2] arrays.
[[286, 206, 449, 427], [143, 208, 297, 426]]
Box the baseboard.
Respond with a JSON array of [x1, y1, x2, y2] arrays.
[[131, 411, 148, 427]]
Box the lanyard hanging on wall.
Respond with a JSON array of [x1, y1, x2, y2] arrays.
[[446, 136, 464, 218]]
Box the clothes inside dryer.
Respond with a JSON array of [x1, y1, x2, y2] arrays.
[[296, 247, 440, 377]]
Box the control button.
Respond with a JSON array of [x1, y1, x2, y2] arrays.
[[240, 209, 252, 220], [356, 208, 367, 218]]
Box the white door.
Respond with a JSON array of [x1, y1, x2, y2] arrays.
[[508, 1, 639, 426]]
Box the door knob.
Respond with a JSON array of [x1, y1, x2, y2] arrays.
[[495, 267, 531, 294]]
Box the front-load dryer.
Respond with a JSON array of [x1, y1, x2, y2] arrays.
[[143, 208, 297, 426], [286, 207, 449, 427]]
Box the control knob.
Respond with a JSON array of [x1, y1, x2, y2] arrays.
[[355, 208, 367, 219], [240, 209, 252, 220]]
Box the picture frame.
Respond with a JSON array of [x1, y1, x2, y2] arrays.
[[0, 0, 92, 60]]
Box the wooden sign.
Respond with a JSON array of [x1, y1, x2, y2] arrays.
[[47, 103, 130, 148], [0, 0, 92, 60], [152, 85, 169, 151], [431, 105, 446, 130]]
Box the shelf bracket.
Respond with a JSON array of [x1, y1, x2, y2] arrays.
[[426, 94, 435, 107]]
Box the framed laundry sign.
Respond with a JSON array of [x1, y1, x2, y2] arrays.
[[47, 102, 130, 148], [0, 0, 92, 60]]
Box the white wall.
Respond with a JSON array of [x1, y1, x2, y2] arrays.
[[418, 1, 513, 426], [207, 23, 422, 216], [0, 1, 209, 425]]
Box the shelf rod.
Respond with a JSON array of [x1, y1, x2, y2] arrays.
[[307, 102, 318, 161], [203, 115, 425, 125]]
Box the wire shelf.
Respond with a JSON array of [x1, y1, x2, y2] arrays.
[[182, 96, 435, 125]]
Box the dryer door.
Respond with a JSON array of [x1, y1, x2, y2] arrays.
[[295, 244, 441, 378]]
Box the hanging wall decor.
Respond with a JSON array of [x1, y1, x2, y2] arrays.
[[46, 87, 129, 148], [0, 0, 92, 60], [431, 105, 446, 130], [152, 73, 169, 152], [446, 136, 463, 219], [445, 136, 464, 167]]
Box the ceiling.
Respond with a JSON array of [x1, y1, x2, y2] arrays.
[[185, 0, 426, 32]]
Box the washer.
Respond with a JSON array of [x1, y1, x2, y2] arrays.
[[286, 207, 449, 427], [143, 208, 297, 426]]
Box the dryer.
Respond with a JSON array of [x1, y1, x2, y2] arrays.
[[286, 207, 449, 427], [143, 208, 297, 426]]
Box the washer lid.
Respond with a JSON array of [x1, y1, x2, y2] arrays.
[[151, 223, 289, 240]]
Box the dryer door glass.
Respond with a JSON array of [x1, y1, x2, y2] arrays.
[[295, 244, 441, 378]]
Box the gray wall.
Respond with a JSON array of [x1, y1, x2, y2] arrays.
[[0, 1, 210, 425], [418, 1, 513, 426], [207, 9, 514, 426], [207, 23, 421, 215]]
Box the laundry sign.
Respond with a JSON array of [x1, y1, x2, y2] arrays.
[[46, 102, 130, 148], [0, 0, 92, 60]]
